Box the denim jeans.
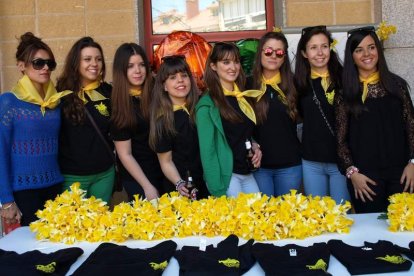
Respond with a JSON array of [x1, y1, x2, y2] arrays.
[[226, 173, 260, 197], [302, 159, 350, 203], [254, 165, 302, 197]]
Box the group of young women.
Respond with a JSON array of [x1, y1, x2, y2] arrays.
[[1, 25, 413, 226]]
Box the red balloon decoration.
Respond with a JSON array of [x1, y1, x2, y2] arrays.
[[153, 31, 212, 91]]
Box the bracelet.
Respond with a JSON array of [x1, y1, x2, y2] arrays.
[[346, 166, 359, 179], [175, 179, 186, 191], [1, 202, 15, 210]]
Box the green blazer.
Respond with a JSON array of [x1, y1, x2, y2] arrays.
[[195, 94, 233, 196]]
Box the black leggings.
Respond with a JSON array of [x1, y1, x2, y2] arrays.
[[13, 184, 62, 226], [347, 167, 405, 213]]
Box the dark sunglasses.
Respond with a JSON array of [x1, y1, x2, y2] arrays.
[[347, 26, 376, 37], [263, 47, 286, 58], [301, 25, 327, 36], [31, 58, 57, 71], [161, 55, 186, 62]]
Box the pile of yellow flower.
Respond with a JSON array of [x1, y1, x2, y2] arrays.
[[387, 192, 414, 232], [376, 21, 397, 41], [30, 183, 353, 244]]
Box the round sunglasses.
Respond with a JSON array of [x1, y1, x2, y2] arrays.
[[31, 58, 57, 71], [263, 47, 286, 58]]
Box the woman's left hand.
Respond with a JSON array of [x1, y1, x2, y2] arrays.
[[251, 142, 262, 168], [400, 163, 414, 193]]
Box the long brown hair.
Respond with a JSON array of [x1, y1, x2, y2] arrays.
[[111, 43, 153, 130], [251, 32, 298, 123], [56, 37, 106, 125], [294, 26, 343, 96], [203, 42, 247, 123], [149, 56, 199, 150]]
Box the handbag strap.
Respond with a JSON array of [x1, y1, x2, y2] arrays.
[[310, 81, 335, 136], [84, 107, 117, 165]]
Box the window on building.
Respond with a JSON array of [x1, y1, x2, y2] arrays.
[[143, 0, 275, 58], [142, 0, 381, 60]]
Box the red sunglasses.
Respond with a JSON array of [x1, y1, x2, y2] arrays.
[[263, 47, 286, 58]]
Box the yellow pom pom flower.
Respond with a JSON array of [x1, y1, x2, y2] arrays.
[[30, 184, 353, 244], [376, 21, 397, 41], [387, 192, 414, 232]]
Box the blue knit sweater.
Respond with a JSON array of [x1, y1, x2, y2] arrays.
[[0, 92, 63, 204]]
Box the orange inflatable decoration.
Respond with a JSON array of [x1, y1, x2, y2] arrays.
[[153, 31, 212, 91]]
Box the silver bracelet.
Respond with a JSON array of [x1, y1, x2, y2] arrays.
[[1, 202, 15, 210], [175, 179, 186, 191]]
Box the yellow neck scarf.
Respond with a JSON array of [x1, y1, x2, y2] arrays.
[[129, 89, 142, 97], [261, 72, 287, 104], [11, 75, 72, 116], [359, 71, 380, 103], [223, 83, 262, 124], [78, 80, 107, 104], [173, 103, 189, 115], [311, 70, 335, 105]]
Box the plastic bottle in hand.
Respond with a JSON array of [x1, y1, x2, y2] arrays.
[[245, 140, 258, 172]]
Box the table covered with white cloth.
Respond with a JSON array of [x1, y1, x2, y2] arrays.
[[0, 213, 413, 275]]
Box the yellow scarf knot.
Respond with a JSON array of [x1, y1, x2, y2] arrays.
[[261, 72, 287, 104], [173, 103, 190, 115], [78, 80, 107, 104], [223, 83, 261, 124], [311, 70, 335, 105], [129, 89, 142, 97], [11, 75, 72, 116], [359, 71, 380, 103]]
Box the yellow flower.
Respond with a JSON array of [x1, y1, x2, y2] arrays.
[[273, 26, 282, 33], [30, 185, 353, 243], [387, 192, 414, 232], [376, 21, 397, 41], [330, 39, 338, 52]]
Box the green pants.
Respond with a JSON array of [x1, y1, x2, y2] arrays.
[[62, 166, 115, 204]]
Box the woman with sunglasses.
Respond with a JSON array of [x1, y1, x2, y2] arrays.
[[0, 32, 71, 226], [246, 31, 301, 197], [196, 42, 262, 197], [336, 26, 414, 213], [294, 26, 350, 204], [56, 37, 114, 203], [149, 56, 207, 199], [111, 43, 163, 201]]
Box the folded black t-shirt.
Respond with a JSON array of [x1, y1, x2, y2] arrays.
[[174, 234, 255, 275], [328, 239, 412, 275], [252, 242, 331, 276], [0, 247, 83, 276], [72, 240, 177, 276]]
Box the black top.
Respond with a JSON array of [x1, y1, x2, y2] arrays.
[[335, 82, 414, 174], [298, 78, 337, 163], [328, 239, 412, 275], [252, 242, 331, 276], [59, 82, 113, 175], [174, 234, 255, 276], [247, 80, 301, 169], [72, 241, 177, 276], [155, 110, 204, 185], [110, 96, 162, 185], [221, 96, 255, 175], [0, 247, 83, 276]]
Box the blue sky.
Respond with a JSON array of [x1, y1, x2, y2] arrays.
[[152, 0, 216, 18]]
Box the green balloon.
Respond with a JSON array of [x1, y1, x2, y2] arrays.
[[236, 39, 259, 77]]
